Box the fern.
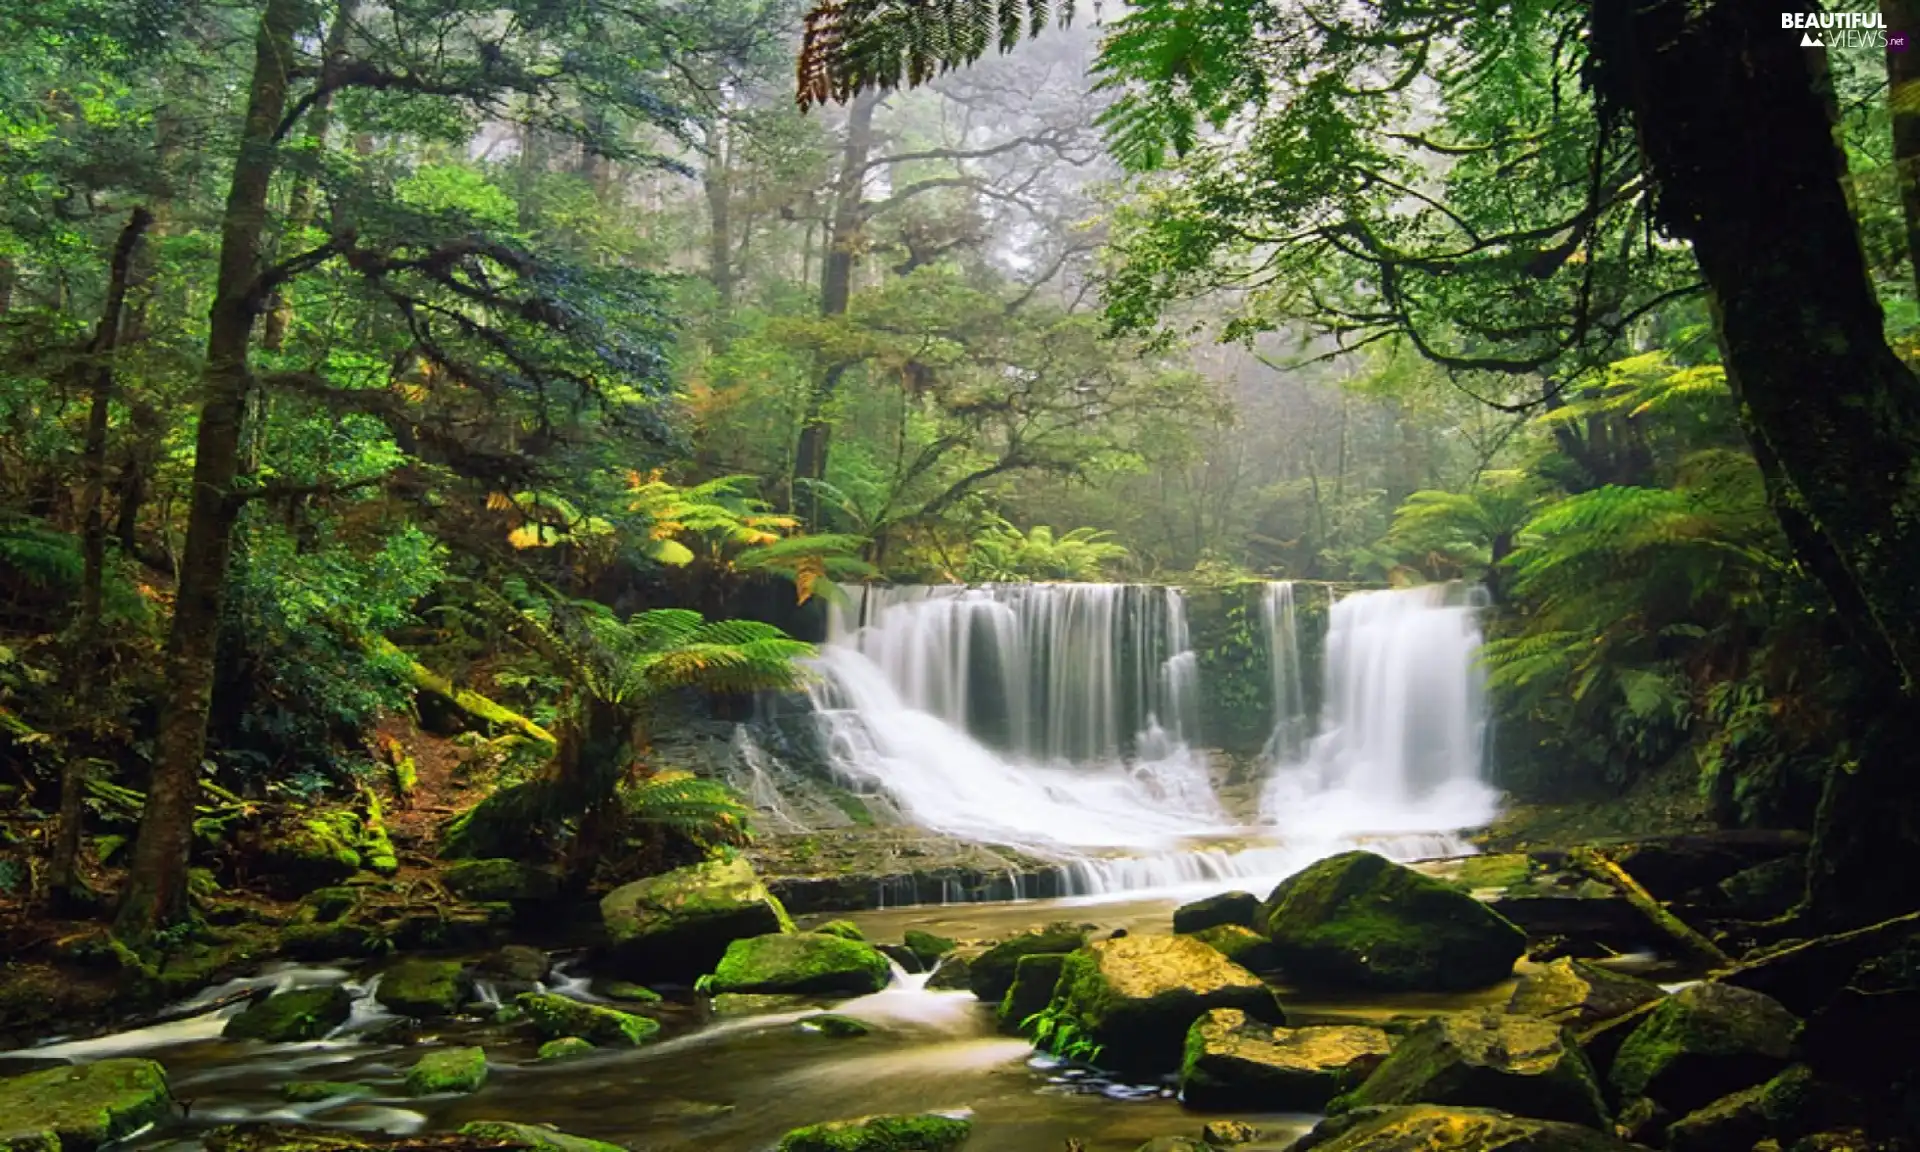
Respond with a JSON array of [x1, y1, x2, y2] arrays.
[[962, 518, 1128, 582]]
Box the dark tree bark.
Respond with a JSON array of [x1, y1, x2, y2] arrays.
[[1588, 0, 1920, 926], [117, 0, 302, 939], [1883, 0, 1920, 298], [48, 206, 153, 909]]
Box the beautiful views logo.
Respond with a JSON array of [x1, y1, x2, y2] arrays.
[[1783, 10, 1895, 48]]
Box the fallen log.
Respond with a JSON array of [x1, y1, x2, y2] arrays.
[[1568, 846, 1731, 969], [1716, 908, 1920, 1015], [372, 637, 555, 747]]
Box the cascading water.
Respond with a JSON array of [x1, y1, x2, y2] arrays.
[[1260, 583, 1499, 834], [1258, 581, 1311, 764]]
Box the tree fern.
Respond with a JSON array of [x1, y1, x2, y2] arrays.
[[963, 517, 1128, 581]]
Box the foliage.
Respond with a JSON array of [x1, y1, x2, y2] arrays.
[[1021, 1003, 1105, 1066], [961, 519, 1128, 582]]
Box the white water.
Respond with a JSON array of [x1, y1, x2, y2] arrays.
[[1259, 581, 1312, 764]]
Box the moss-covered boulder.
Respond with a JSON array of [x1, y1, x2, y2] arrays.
[[798, 1013, 871, 1037], [1187, 924, 1280, 973], [816, 920, 865, 941], [516, 992, 661, 1046], [374, 958, 470, 1018], [711, 993, 815, 1016], [1180, 1008, 1392, 1110], [604, 981, 662, 1004], [1050, 934, 1285, 1076], [903, 930, 957, 963], [443, 858, 559, 904], [279, 1080, 372, 1103], [996, 953, 1067, 1033], [1199, 1120, 1261, 1147], [601, 856, 793, 983], [1664, 1084, 1770, 1152], [709, 932, 892, 996], [1571, 1000, 1661, 1086], [223, 985, 353, 1042], [777, 1114, 971, 1152], [1174, 891, 1262, 935], [297, 887, 362, 924], [924, 947, 982, 991], [968, 922, 1090, 1002], [256, 813, 365, 895], [480, 944, 551, 985], [1506, 958, 1666, 1027], [536, 1037, 596, 1061], [1334, 1011, 1608, 1128], [404, 1046, 487, 1095], [1294, 1105, 1641, 1152], [458, 1122, 624, 1152], [1260, 852, 1526, 992], [0, 1059, 172, 1151], [1608, 981, 1798, 1115]]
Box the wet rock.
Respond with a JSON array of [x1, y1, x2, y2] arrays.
[[710, 993, 815, 1016], [280, 1081, 371, 1103], [279, 921, 381, 961], [1180, 1008, 1392, 1111], [968, 922, 1091, 1002], [1612, 1096, 1670, 1145], [1260, 851, 1526, 992], [798, 1013, 871, 1037], [1173, 891, 1262, 935], [877, 944, 924, 973], [458, 1121, 624, 1152], [653, 1100, 736, 1124], [536, 1037, 595, 1061], [1666, 1084, 1770, 1152], [223, 985, 353, 1042], [1051, 934, 1285, 1076], [0, 1059, 172, 1151], [517, 992, 660, 1046], [1294, 1105, 1642, 1152], [602, 981, 662, 1004], [924, 947, 983, 991], [374, 958, 471, 1018], [996, 953, 1068, 1034], [1335, 1011, 1609, 1128], [1572, 1000, 1662, 1086], [1200, 1120, 1261, 1147], [601, 856, 794, 983], [777, 1115, 971, 1152], [479, 944, 550, 985], [442, 859, 558, 904], [1609, 981, 1798, 1115], [816, 919, 865, 941], [404, 1046, 487, 1095], [1186, 924, 1280, 973], [1506, 958, 1666, 1027], [255, 813, 365, 896], [903, 929, 957, 962], [708, 932, 892, 996]]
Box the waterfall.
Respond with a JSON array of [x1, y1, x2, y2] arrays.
[[1258, 581, 1310, 764], [1260, 583, 1498, 834]]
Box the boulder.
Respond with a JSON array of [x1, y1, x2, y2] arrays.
[[968, 922, 1091, 1002], [536, 1037, 595, 1061], [903, 929, 957, 962], [1186, 924, 1280, 973], [1200, 1120, 1261, 1147], [255, 814, 364, 895], [1174, 891, 1262, 935], [1505, 958, 1666, 1027], [223, 985, 353, 1042], [1335, 1011, 1608, 1128], [458, 1123, 625, 1152], [1609, 981, 1799, 1115], [708, 933, 893, 996], [1260, 852, 1526, 992], [374, 958, 470, 1018], [1572, 1000, 1661, 1086], [1608, 832, 1806, 901], [1705, 857, 1806, 920], [997, 953, 1068, 1033], [877, 944, 923, 973], [1050, 934, 1285, 1076], [479, 944, 550, 985], [404, 1046, 487, 1095], [603, 981, 662, 1004], [443, 859, 558, 904], [517, 992, 659, 1046], [1180, 1008, 1392, 1110], [798, 1013, 870, 1037], [816, 919, 865, 941], [1294, 1105, 1642, 1152], [600, 856, 794, 982], [777, 1114, 971, 1152], [1665, 1084, 1770, 1152], [711, 993, 815, 1016], [0, 1059, 172, 1151], [925, 947, 983, 992], [280, 1081, 371, 1102]]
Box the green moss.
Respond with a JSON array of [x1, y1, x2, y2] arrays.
[[516, 992, 661, 1046], [359, 792, 398, 876], [443, 858, 558, 903], [1339, 1010, 1610, 1128], [1172, 891, 1261, 935], [1608, 983, 1798, 1114], [298, 887, 361, 924], [404, 1046, 487, 1095], [604, 981, 661, 1003], [903, 930, 956, 960], [280, 1081, 371, 1103], [374, 958, 470, 1017], [1455, 853, 1536, 892], [1178, 1009, 1392, 1111], [599, 856, 793, 983], [280, 920, 382, 960], [1051, 934, 1285, 1076], [711, 992, 816, 1016], [968, 922, 1090, 1001], [0, 1058, 172, 1150], [1188, 924, 1280, 972], [776, 1114, 972, 1152], [996, 953, 1068, 1032], [458, 1122, 626, 1152], [825, 787, 877, 827], [537, 1037, 596, 1061], [799, 1013, 872, 1037], [223, 985, 354, 1041], [709, 932, 892, 996], [816, 919, 865, 941]]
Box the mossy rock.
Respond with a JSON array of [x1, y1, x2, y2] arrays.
[[924, 947, 982, 992], [1173, 891, 1262, 935], [1571, 1000, 1661, 1087], [443, 858, 559, 904], [996, 953, 1067, 1034], [1187, 924, 1280, 973], [903, 930, 957, 963], [1134, 1140, 1205, 1152], [1293, 1105, 1643, 1152], [374, 958, 470, 1018], [1453, 854, 1536, 893], [0, 1059, 172, 1151], [777, 1114, 971, 1152], [224, 985, 354, 1042], [601, 856, 794, 982], [1199, 1120, 1261, 1147], [798, 1013, 871, 1037], [603, 981, 662, 1003], [709, 932, 892, 996], [1260, 851, 1526, 993], [536, 1037, 596, 1061], [711, 993, 816, 1016], [516, 992, 660, 1046], [279, 1081, 371, 1103], [1505, 958, 1666, 1027], [257, 813, 364, 896], [1609, 982, 1798, 1115], [297, 887, 362, 924], [1665, 1083, 1770, 1152], [1180, 1007, 1392, 1111], [1335, 1011, 1609, 1129], [1050, 934, 1285, 1076], [968, 922, 1090, 1002], [404, 1046, 487, 1095], [1711, 857, 1806, 919], [458, 1122, 624, 1152], [480, 944, 551, 985], [816, 920, 865, 941], [279, 921, 381, 960]]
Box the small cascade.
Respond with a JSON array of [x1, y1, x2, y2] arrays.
[[1258, 581, 1311, 763]]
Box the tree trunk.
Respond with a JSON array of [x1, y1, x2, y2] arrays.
[[261, 0, 354, 353], [1589, 0, 1920, 925], [49, 206, 153, 909], [116, 0, 301, 939], [702, 119, 735, 316]]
